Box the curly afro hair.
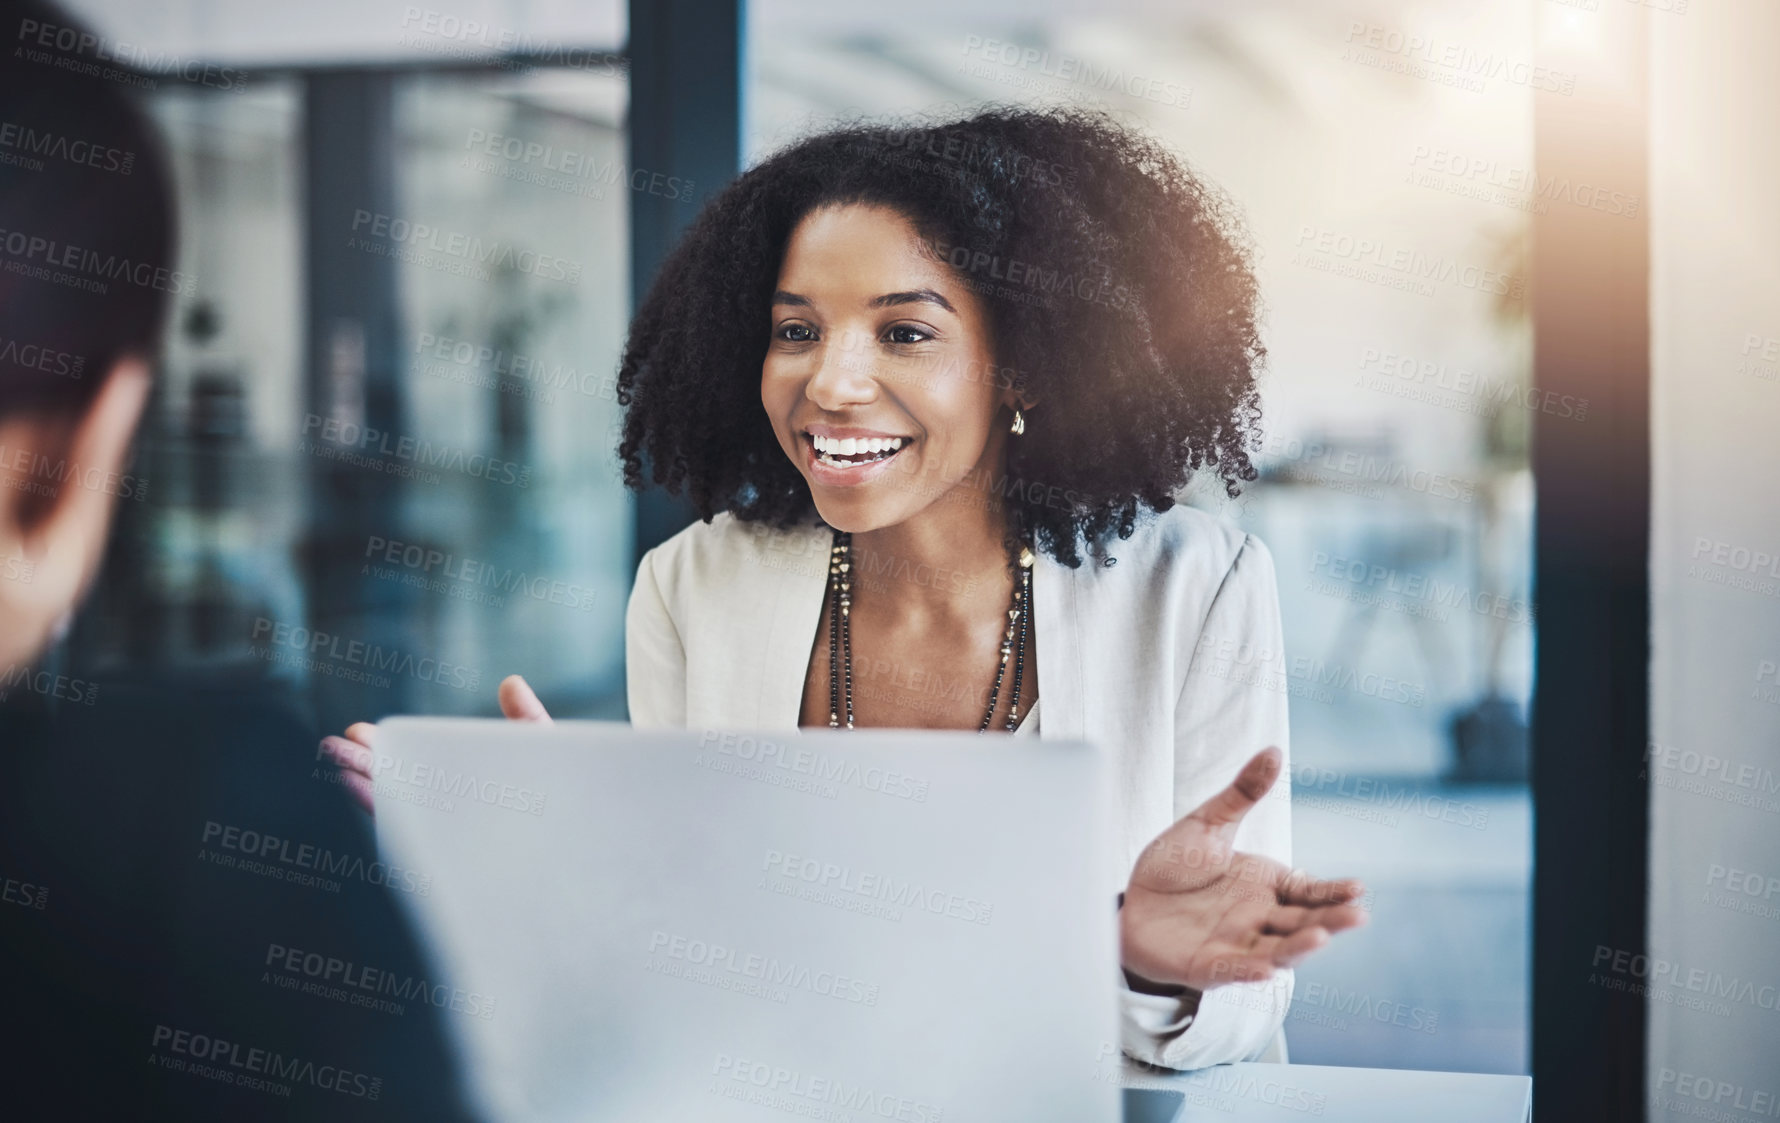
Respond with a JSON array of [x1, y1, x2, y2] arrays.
[[615, 104, 1265, 569]]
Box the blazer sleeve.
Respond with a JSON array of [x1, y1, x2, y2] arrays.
[[625, 544, 688, 728], [1119, 531, 1295, 1070]]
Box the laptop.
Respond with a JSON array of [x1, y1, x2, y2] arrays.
[[371, 718, 1183, 1122]]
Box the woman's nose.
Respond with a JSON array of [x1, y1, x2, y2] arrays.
[[805, 329, 879, 408]]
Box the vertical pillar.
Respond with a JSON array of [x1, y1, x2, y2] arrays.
[[301, 71, 415, 726], [1529, 10, 1650, 1120], [627, 0, 745, 565]]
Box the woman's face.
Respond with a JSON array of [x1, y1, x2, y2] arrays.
[[761, 203, 1014, 533]]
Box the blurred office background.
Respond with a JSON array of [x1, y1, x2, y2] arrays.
[[60, 0, 1553, 1079]]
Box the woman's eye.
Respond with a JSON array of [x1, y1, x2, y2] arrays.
[[885, 325, 930, 345], [777, 323, 816, 343]]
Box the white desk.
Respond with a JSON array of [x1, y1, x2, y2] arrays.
[[1123, 1061, 1532, 1122]]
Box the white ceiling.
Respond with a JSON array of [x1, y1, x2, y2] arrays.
[[58, 0, 626, 67]]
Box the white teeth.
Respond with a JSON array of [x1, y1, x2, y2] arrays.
[[810, 433, 908, 468], [811, 434, 906, 455]]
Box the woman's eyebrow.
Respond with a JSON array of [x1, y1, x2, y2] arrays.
[[772, 290, 813, 307], [870, 288, 957, 314]]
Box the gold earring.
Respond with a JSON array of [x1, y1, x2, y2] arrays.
[[1010, 408, 1026, 435]]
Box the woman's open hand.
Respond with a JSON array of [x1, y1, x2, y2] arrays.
[[1119, 747, 1368, 993], [316, 675, 552, 817]]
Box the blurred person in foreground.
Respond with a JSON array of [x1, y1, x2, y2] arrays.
[[0, 1, 470, 1116]]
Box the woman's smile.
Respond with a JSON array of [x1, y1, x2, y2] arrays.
[[762, 203, 1010, 530], [802, 424, 917, 486]]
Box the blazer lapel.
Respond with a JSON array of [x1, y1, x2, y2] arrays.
[[755, 521, 831, 730], [1032, 546, 1085, 744]]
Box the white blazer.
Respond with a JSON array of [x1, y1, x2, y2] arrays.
[[624, 502, 1294, 1070]]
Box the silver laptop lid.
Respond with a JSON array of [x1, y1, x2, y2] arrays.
[[372, 718, 1121, 1122]]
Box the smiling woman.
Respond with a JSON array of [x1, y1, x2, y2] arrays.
[[615, 106, 1265, 570], [323, 105, 1368, 1073], [608, 105, 1364, 1070]]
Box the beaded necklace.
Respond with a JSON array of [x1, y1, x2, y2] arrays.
[[825, 527, 1034, 732]]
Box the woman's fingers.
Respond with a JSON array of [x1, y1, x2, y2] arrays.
[[1261, 904, 1315, 935], [1184, 747, 1282, 832], [343, 722, 378, 749], [1262, 901, 1371, 937], [335, 768, 375, 817], [1266, 925, 1331, 967], [317, 735, 375, 817], [319, 734, 372, 778], [498, 675, 553, 723], [1278, 871, 1366, 908], [1316, 903, 1370, 934]]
